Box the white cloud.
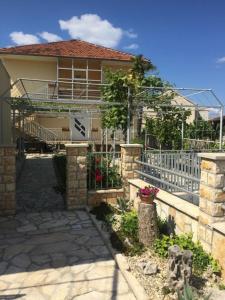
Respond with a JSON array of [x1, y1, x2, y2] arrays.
[[59, 14, 123, 47], [39, 31, 62, 42], [124, 43, 139, 50], [124, 30, 138, 39], [216, 57, 225, 64], [10, 31, 40, 45]]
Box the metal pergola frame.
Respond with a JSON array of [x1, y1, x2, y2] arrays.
[[1, 78, 224, 149]]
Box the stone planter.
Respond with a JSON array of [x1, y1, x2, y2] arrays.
[[139, 194, 154, 204]]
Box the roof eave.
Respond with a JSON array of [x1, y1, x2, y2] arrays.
[[0, 52, 134, 62]]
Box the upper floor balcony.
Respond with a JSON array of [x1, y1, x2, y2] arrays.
[[7, 58, 108, 104]]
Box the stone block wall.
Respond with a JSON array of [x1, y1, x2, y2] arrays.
[[65, 144, 88, 209], [88, 188, 124, 206], [198, 153, 225, 252], [129, 178, 199, 241], [0, 145, 16, 215], [120, 144, 143, 199]]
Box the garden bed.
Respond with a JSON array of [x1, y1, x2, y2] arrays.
[[90, 201, 225, 300]]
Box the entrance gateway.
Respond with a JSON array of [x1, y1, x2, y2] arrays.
[[70, 113, 90, 141]]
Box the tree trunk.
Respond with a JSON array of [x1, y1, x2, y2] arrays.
[[138, 202, 159, 246]]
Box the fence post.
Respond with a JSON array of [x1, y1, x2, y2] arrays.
[[65, 143, 88, 209], [198, 153, 225, 252], [0, 145, 16, 215], [120, 144, 143, 199]]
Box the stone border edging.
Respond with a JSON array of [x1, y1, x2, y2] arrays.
[[86, 206, 149, 300]]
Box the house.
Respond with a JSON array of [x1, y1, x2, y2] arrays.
[[0, 39, 208, 150], [0, 39, 134, 149]]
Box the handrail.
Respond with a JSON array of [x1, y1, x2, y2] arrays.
[[23, 120, 57, 142]]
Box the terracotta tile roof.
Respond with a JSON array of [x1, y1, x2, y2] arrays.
[[0, 39, 135, 61]]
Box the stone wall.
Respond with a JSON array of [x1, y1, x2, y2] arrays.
[[88, 188, 124, 206], [0, 145, 16, 215], [198, 153, 225, 253], [120, 144, 142, 199], [65, 143, 88, 209], [129, 179, 199, 241], [129, 167, 225, 281]]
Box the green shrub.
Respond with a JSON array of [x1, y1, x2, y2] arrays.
[[121, 210, 138, 241], [177, 284, 211, 300], [157, 216, 170, 235], [153, 234, 221, 275], [87, 153, 122, 189], [116, 197, 129, 213], [219, 283, 225, 290], [90, 202, 115, 224], [53, 153, 66, 193], [110, 231, 125, 252]]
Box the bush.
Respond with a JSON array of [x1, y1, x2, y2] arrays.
[[121, 210, 138, 241], [116, 197, 130, 213], [157, 216, 170, 235], [53, 153, 66, 193], [177, 284, 211, 300], [87, 153, 122, 189], [90, 202, 114, 224], [153, 234, 221, 275]]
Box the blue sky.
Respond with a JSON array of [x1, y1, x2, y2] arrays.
[[1, 0, 225, 103]]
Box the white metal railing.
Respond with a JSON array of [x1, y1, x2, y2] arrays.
[[136, 151, 201, 205], [47, 128, 70, 141], [23, 121, 57, 143]]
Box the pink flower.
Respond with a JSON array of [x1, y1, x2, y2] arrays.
[[138, 186, 159, 198], [95, 168, 103, 182]]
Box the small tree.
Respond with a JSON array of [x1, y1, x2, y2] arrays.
[[102, 55, 158, 139], [101, 55, 191, 149]]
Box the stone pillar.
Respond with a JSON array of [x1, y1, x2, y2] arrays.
[[0, 145, 16, 215], [65, 143, 88, 209], [198, 153, 225, 252], [138, 202, 159, 246], [120, 144, 143, 199]]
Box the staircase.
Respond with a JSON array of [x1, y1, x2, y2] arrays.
[[23, 121, 58, 143], [15, 119, 58, 146]]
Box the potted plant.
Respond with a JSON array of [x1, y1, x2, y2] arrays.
[[138, 185, 159, 204]]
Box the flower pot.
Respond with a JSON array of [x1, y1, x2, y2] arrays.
[[139, 194, 154, 204]]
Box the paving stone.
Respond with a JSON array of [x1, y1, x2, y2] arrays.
[[68, 256, 79, 265], [17, 224, 37, 232], [31, 254, 51, 265], [51, 253, 67, 268], [76, 210, 90, 221], [0, 261, 8, 275], [16, 154, 64, 212], [39, 218, 69, 229], [71, 224, 82, 230], [4, 244, 34, 260], [91, 245, 110, 256], [0, 210, 135, 299], [12, 253, 31, 269]]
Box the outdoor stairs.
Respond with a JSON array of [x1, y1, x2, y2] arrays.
[[15, 120, 58, 145]]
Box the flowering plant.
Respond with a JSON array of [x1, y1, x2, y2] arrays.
[[138, 186, 159, 199], [87, 153, 122, 189]]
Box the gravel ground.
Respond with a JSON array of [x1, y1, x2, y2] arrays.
[[126, 249, 223, 300]]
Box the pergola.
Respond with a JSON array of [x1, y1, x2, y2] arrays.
[[0, 78, 224, 150]]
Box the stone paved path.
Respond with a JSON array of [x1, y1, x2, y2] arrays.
[[16, 154, 65, 212], [0, 210, 136, 300]]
